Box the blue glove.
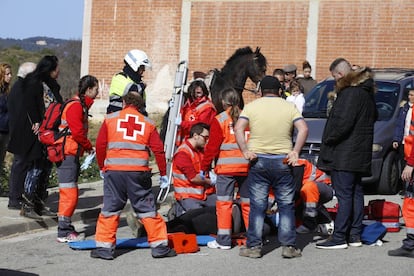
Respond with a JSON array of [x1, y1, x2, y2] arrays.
[[99, 170, 105, 179], [159, 175, 169, 189], [199, 170, 205, 180], [80, 152, 96, 171], [209, 170, 217, 185]]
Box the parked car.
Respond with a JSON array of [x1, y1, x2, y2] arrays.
[[301, 68, 414, 195]]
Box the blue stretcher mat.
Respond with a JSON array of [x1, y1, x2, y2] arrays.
[[68, 235, 215, 250]]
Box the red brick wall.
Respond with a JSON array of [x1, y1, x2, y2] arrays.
[[87, 0, 414, 108]]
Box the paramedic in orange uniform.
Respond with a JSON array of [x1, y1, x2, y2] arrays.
[[201, 88, 250, 250], [91, 91, 176, 260]]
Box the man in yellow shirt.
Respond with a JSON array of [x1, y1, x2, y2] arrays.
[[234, 75, 308, 259]]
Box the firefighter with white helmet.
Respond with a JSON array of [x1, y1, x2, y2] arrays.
[[107, 49, 151, 115]]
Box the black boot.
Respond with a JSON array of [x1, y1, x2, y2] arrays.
[[21, 195, 43, 220], [34, 198, 57, 217]]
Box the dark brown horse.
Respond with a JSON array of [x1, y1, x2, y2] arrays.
[[207, 46, 267, 113], [160, 46, 267, 141]]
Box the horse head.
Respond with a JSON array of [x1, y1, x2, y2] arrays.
[[209, 46, 267, 113]]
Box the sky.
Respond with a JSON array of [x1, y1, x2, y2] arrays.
[[0, 0, 84, 40]]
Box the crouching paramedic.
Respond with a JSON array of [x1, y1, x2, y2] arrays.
[[200, 88, 250, 250], [92, 91, 176, 260], [172, 123, 216, 217], [295, 159, 334, 233]]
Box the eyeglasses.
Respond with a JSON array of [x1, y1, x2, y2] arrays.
[[199, 134, 209, 141], [285, 72, 294, 75]]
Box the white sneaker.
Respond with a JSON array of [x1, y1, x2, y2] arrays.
[[57, 231, 85, 243], [207, 240, 231, 250]]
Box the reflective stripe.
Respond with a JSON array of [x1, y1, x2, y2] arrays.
[[105, 158, 149, 166], [59, 182, 77, 188], [406, 227, 414, 234], [96, 241, 115, 248], [107, 142, 147, 150], [217, 229, 232, 235], [102, 210, 122, 216], [240, 197, 250, 203], [174, 187, 204, 195], [172, 172, 187, 180], [137, 211, 157, 219], [217, 195, 233, 201], [106, 111, 120, 119], [216, 157, 249, 165], [220, 143, 240, 150], [149, 239, 168, 248]]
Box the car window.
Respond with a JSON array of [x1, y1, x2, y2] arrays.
[[303, 80, 335, 118], [375, 81, 400, 121], [303, 80, 401, 121]]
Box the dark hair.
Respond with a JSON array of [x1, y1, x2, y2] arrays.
[[329, 58, 350, 72], [221, 88, 241, 125], [190, 122, 210, 137], [78, 75, 98, 95], [123, 91, 144, 110], [272, 68, 284, 76], [303, 60, 311, 70], [188, 80, 209, 101], [31, 55, 58, 82]]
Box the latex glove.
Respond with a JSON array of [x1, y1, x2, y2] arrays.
[[209, 170, 217, 185], [99, 170, 105, 179], [199, 170, 206, 180], [175, 113, 182, 126], [159, 175, 169, 189], [81, 152, 96, 170]]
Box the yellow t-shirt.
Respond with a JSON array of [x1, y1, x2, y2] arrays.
[[239, 96, 303, 155]]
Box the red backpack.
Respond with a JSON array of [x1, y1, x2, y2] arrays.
[[38, 99, 77, 162]]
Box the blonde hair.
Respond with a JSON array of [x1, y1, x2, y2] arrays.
[[0, 63, 12, 94]]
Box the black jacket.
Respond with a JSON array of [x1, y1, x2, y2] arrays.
[[7, 76, 44, 160], [317, 68, 377, 175]]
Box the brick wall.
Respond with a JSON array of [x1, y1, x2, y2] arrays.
[[87, 0, 414, 113]]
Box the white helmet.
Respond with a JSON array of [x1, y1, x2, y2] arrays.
[[124, 49, 152, 71]]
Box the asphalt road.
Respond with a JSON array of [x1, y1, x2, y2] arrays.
[[1, 194, 414, 276]]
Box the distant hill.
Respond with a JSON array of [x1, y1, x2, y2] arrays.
[[0, 36, 80, 52]]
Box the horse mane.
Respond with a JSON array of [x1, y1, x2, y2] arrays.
[[221, 46, 254, 73]]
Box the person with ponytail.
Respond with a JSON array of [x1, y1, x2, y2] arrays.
[[201, 88, 250, 249], [56, 75, 99, 243]]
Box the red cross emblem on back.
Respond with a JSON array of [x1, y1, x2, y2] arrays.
[[117, 114, 145, 140]]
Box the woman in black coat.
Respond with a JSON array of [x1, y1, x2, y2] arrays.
[[9, 56, 63, 218]]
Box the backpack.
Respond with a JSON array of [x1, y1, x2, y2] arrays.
[[38, 99, 77, 163]]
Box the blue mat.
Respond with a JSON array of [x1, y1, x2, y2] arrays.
[[69, 235, 215, 250]]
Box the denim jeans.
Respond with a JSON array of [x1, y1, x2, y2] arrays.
[[246, 155, 296, 247], [331, 170, 364, 243]]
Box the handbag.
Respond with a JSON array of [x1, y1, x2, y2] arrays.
[[361, 221, 387, 245], [367, 199, 402, 232]]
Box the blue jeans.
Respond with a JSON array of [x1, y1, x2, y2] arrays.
[[246, 156, 296, 247], [331, 170, 364, 243]]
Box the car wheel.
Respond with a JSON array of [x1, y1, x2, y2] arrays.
[[377, 151, 401, 195]]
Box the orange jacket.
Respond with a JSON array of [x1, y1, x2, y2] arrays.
[[214, 109, 249, 174], [58, 97, 93, 156], [173, 142, 207, 201], [298, 159, 331, 185], [103, 107, 155, 172]]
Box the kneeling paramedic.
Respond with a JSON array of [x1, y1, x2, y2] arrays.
[[92, 91, 176, 260]]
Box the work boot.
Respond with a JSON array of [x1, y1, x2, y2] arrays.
[[34, 199, 57, 217], [90, 247, 115, 260], [151, 245, 177, 258], [388, 247, 414, 258]]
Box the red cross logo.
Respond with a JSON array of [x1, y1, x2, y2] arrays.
[[117, 114, 145, 140]]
